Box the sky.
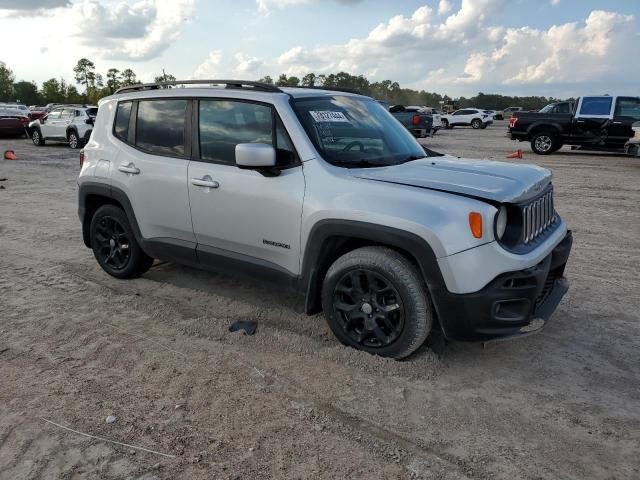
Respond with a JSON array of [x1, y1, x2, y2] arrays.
[[0, 0, 638, 98]]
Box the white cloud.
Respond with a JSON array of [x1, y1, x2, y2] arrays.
[[273, 2, 636, 96], [192, 50, 224, 79], [69, 0, 194, 61], [256, 0, 362, 13], [234, 53, 264, 75], [438, 0, 452, 16], [459, 10, 635, 88]]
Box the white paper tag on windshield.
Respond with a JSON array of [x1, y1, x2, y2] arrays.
[[310, 111, 349, 123]]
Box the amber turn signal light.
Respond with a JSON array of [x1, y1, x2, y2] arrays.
[[469, 212, 483, 239]]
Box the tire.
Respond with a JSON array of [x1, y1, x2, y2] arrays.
[[31, 128, 45, 146], [89, 204, 154, 279], [321, 246, 432, 359], [471, 118, 482, 129], [531, 131, 558, 155], [68, 130, 80, 149]]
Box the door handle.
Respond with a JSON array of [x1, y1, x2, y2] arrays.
[[118, 163, 140, 175], [191, 176, 219, 189]]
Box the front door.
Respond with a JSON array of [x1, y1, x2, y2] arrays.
[[187, 99, 305, 276], [41, 108, 62, 138], [608, 97, 640, 147]]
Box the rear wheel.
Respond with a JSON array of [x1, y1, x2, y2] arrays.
[[31, 129, 45, 146], [321, 247, 432, 359], [90, 205, 154, 279], [531, 132, 558, 155], [471, 118, 482, 129]]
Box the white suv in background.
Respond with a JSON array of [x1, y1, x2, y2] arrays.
[[441, 108, 493, 130], [28, 105, 98, 149]]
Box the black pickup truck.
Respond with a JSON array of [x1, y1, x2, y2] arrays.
[[388, 105, 434, 138], [509, 96, 640, 155]]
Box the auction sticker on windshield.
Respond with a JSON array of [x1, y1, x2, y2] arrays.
[[310, 111, 349, 123]]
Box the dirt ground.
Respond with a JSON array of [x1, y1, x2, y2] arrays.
[[0, 123, 639, 480]]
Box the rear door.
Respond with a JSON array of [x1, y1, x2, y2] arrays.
[[187, 98, 305, 276], [110, 98, 196, 254], [572, 96, 614, 144], [609, 97, 640, 147]]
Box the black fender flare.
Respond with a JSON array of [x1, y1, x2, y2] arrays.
[[66, 125, 79, 140], [299, 219, 448, 315], [78, 182, 145, 249]]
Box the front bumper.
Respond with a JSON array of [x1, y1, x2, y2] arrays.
[[433, 230, 573, 341]]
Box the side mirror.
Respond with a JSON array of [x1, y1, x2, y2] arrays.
[[235, 143, 276, 168]]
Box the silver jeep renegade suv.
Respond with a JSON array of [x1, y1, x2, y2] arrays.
[[78, 80, 572, 359]]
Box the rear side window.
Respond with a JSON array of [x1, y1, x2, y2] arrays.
[[579, 97, 613, 116], [614, 97, 640, 120], [136, 100, 188, 156], [114, 102, 132, 142]]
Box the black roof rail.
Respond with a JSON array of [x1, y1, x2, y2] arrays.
[[114, 79, 283, 95], [282, 85, 366, 96]]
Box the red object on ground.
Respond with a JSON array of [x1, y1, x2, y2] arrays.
[[506, 149, 523, 159], [4, 150, 16, 160]]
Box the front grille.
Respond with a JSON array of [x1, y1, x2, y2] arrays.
[[522, 188, 555, 244]]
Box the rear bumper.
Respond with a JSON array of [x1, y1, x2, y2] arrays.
[[433, 230, 573, 342]]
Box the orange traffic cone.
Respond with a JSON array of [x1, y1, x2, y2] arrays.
[[4, 150, 16, 160], [506, 149, 522, 159]]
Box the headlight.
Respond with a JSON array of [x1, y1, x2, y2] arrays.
[[495, 205, 508, 240]]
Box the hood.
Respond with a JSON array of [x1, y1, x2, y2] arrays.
[[349, 155, 551, 203]]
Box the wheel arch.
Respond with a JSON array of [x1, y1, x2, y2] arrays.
[[300, 220, 447, 316], [79, 183, 143, 249], [527, 122, 563, 137]]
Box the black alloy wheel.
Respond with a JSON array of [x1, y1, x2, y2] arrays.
[[333, 269, 404, 348], [93, 216, 131, 272]]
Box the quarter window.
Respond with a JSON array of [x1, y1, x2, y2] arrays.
[[136, 100, 188, 156], [114, 102, 132, 142], [579, 97, 613, 116], [614, 97, 640, 120]]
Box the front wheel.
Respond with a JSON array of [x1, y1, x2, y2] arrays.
[[90, 204, 154, 279], [321, 247, 432, 359], [68, 131, 80, 149], [31, 129, 45, 146], [531, 132, 557, 155]]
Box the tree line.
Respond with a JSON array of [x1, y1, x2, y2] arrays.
[[1, 58, 566, 111]]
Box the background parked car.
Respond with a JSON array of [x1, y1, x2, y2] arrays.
[[0, 103, 32, 120], [389, 105, 434, 138], [0, 107, 29, 137], [29, 105, 98, 149], [406, 106, 443, 132], [495, 106, 523, 120], [509, 95, 640, 155], [28, 106, 49, 121], [441, 108, 493, 129]]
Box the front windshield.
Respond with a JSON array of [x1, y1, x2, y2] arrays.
[[292, 95, 427, 167]]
